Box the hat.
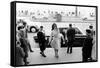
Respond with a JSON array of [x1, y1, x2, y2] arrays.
[[86, 29, 91, 34]]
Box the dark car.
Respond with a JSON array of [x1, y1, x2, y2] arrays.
[[59, 27, 86, 47], [34, 27, 86, 47]]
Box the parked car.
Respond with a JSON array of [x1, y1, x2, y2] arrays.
[[28, 25, 39, 33], [59, 27, 86, 47], [34, 27, 87, 47]]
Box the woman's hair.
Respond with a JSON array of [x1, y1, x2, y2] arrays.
[[52, 23, 57, 30]]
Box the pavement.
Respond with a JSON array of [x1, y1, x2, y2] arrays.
[[26, 33, 82, 65], [27, 47, 82, 65]]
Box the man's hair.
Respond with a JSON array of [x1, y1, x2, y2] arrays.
[[40, 26, 43, 28], [89, 25, 93, 29], [69, 24, 72, 27]]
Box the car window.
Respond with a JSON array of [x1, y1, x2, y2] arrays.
[[59, 27, 82, 35], [74, 28, 82, 34]]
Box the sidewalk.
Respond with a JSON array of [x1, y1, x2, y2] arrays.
[[27, 47, 82, 65]]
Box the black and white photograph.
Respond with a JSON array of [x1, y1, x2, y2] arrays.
[[11, 1, 98, 67]]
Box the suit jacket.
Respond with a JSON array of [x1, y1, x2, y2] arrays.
[[37, 31, 46, 44], [67, 27, 75, 41], [82, 36, 93, 57]]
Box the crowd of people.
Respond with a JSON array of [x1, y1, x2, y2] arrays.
[[16, 21, 34, 66], [16, 19, 96, 66]]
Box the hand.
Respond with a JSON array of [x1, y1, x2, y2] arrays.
[[63, 41, 65, 44]]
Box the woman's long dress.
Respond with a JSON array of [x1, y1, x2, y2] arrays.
[[50, 30, 61, 49]]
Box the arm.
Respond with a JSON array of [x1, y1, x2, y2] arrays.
[[49, 31, 53, 45], [60, 33, 65, 44]]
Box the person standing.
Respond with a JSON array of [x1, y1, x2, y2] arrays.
[[37, 26, 46, 57], [67, 24, 75, 54], [49, 23, 65, 58], [18, 26, 29, 65], [82, 29, 93, 62], [16, 41, 25, 66], [23, 22, 34, 52], [89, 25, 96, 61], [91, 32, 96, 61]]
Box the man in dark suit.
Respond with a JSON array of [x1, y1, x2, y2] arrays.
[[37, 26, 46, 57], [82, 29, 93, 62], [67, 24, 75, 54]]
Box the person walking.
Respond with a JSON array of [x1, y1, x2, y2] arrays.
[[49, 23, 65, 58], [37, 26, 46, 57]]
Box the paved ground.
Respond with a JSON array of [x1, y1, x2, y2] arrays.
[[27, 47, 82, 65], [26, 33, 82, 65]]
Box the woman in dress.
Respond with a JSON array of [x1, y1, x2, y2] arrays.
[[49, 23, 64, 58]]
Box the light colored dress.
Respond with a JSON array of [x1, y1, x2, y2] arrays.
[[50, 29, 61, 49]]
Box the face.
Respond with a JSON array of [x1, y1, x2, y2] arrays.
[[54, 24, 57, 29], [40, 27, 43, 31]]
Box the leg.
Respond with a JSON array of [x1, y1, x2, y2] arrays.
[[24, 51, 29, 65], [70, 40, 74, 53], [88, 47, 93, 61], [39, 43, 42, 53], [67, 46, 69, 53], [70, 46, 72, 53], [29, 44, 34, 52], [56, 49, 59, 58], [82, 48, 88, 62], [27, 41, 34, 52], [67, 41, 71, 53], [83, 56, 88, 62], [55, 49, 59, 58], [40, 43, 46, 57], [24, 56, 29, 65], [67, 41, 70, 53], [82, 53, 88, 62]]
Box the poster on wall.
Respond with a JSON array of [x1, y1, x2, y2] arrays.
[[11, 1, 98, 67]]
